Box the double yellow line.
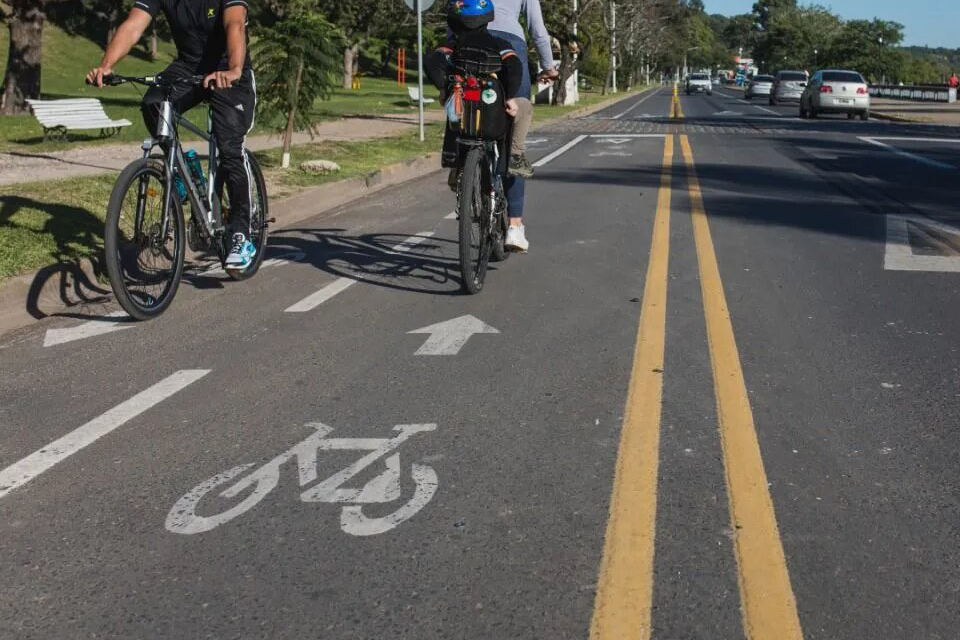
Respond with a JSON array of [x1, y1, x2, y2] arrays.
[[589, 136, 804, 640], [671, 85, 684, 119]]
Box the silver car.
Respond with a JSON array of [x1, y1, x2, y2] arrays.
[[800, 70, 871, 120], [770, 70, 807, 105], [745, 75, 774, 100]]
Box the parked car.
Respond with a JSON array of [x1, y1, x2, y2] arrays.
[[745, 75, 775, 100], [800, 69, 870, 120], [686, 73, 712, 95], [770, 70, 807, 105]]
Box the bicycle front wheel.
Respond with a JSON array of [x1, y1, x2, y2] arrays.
[[458, 147, 490, 294], [104, 158, 185, 320]]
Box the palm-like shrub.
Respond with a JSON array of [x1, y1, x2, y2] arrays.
[[252, 12, 345, 168]]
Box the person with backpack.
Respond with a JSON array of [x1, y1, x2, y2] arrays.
[[426, 0, 529, 251]]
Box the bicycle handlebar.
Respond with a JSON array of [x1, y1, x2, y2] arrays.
[[85, 74, 206, 88]]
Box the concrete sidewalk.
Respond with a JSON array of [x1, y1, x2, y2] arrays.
[[870, 97, 960, 125], [0, 111, 446, 187]]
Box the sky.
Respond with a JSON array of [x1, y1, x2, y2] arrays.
[[704, 0, 954, 48]]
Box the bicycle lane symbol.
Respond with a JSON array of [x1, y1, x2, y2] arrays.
[[165, 422, 438, 537]]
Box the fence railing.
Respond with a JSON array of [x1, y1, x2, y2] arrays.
[[869, 85, 957, 104]]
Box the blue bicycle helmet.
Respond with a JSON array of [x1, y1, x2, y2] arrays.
[[447, 0, 495, 32]]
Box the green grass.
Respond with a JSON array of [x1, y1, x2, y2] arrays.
[[0, 21, 441, 152], [0, 175, 115, 281], [0, 125, 444, 281]]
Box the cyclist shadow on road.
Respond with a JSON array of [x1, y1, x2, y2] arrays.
[[266, 227, 486, 296]]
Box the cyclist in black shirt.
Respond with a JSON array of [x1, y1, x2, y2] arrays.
[[86, 0, 259, 270]]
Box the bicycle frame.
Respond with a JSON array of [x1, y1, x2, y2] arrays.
[[140, 97, 224, 246]]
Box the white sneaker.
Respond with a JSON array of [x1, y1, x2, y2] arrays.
[[505, 224, 529, 253]]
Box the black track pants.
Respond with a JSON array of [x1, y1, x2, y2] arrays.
[[141, 61, 257, 237]]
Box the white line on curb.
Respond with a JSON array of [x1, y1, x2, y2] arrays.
[[0, 369, 211, 499], [532, 135, 588, 168]]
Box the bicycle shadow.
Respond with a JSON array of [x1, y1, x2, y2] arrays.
[[0, 194, 113, 321], [266, 227, 493, 296]]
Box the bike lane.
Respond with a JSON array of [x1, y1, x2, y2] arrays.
[[0, 131, 673, 638]]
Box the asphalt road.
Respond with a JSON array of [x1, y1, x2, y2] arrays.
[[1, 86, 958, 640]]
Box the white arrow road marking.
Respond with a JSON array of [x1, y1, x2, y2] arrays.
[[590, 152, 634, 157], [713, 110, 744, 116], [526, 137, 548, 146], [598, 138, 634, 145], [409, 315, 500, 355], [0, 369, 210, 499], [285, 232, 434, 312], [885, 214, 960, 272], [444, 211, 458, 220], [589, 134, 666, 139], [43, 310, 133, 348]]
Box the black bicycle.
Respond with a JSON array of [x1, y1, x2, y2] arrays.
[[92, 73, 270, 320], [455, 137, 509, 294]]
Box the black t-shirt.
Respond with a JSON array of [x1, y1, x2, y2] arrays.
[[133, 0, 251, 73]]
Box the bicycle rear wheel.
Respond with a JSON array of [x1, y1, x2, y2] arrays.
[[458, 147, 491, 294], [104, 158, 185, 320], [224, 151, 269, 281]]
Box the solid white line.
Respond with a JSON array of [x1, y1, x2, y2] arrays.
[[285, 277, 355, 313], [611, 88, 661, 120], [0, 370, 211, 499], [860, 137, 956, 170], [867, 137, 960, 144], [390, 231, 435, 253], [752, 105, 782, 116], [284, 231, 435, 313], [589, 134, 667, 138], [532, 135, 587, 168]]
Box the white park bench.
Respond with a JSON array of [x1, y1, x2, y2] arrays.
[[407, 87, 435, 105], [26, 98, 133, 142]]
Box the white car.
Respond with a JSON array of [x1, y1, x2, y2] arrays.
[[685, 73, 712, 95], [800, 69, 871, 120], [745, 75, 774, 100]]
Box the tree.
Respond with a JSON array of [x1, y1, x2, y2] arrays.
[[252, 11, 344, 168], [1, 0, 68, 114], [314, 0, 406, 90]]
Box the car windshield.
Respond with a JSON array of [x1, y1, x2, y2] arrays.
[[690, 74, 709, 80], [822, 71, 864, 83], [779, 72, 807, 81]]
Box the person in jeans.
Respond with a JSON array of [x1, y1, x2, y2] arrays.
[[86, 0, 258, 270], [487, 0, 558, 253]]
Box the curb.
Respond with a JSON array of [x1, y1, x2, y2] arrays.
[[0, 90, 641, 338]]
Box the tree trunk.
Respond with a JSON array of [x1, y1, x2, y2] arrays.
[[342, 43, 359, 90], [553, 43, 574, 106], [149, 27, 158, 62], [1, 1, 46, 115], [281, 57, 304, 169]]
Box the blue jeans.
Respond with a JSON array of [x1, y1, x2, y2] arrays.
[[489, 30, 529, 220]]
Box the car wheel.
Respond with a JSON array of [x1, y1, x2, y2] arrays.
[[847, 112, 856, 120], [810, 107, 818, 119], [861, 110, 870, 121], [770, 97, 778, 106]]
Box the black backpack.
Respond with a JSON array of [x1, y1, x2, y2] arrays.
[[449, 45, 508, 140]]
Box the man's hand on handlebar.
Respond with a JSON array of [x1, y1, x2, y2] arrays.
[[203, 67, 242, 90], [537, 67, 559, 85], [86, 66, 114, 88]]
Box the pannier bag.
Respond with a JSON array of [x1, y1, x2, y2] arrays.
[[448, 46, 508, 140]]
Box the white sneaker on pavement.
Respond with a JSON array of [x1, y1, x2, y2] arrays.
[[505, 224, 529, 253]]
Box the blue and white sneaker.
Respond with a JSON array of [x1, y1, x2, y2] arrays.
[[225, 232, 256, 270]]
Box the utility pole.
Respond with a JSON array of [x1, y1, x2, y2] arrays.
[[610, 1, 618, 93]]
